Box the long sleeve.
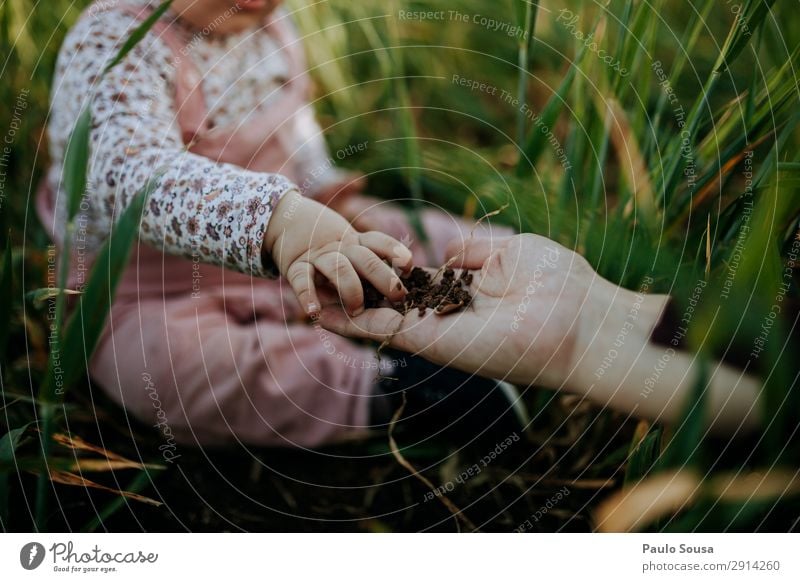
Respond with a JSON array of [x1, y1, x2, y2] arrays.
[[47, 8, 296, 278]]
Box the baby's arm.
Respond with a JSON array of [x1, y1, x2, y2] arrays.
[[53, 11, 292, 278], [53, 10, 410, 311]]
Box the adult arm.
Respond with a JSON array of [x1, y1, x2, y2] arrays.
[[320, 234, 761, 434]]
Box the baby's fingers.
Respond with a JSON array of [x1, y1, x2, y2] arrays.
[[342, 246, 407, 302], [314, 251, 364, 316], [286, 260, 320, 316], [358, 231, 413, 272]]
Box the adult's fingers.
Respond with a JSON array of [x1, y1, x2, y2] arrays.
[[286, 260, 320, 316], [321, 306, 461, 366], [341, 246, 407, 302], [313, 251, 364, 315], [444, 236, 507, 269], [358, 231, 413, 272], [319, 308, 421, 355]]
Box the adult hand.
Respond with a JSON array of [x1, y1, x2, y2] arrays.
[[321, 233, 761, 433], [320, 233, 659, 390]]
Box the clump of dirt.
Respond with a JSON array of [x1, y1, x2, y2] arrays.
[[364, 267, 474, 316]]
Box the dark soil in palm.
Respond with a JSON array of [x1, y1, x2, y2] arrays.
[[364, 267, 474, 315]]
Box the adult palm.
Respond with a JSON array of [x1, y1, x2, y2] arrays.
[[320, 234, 610, 390]]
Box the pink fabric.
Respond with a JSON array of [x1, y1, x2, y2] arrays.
[[91, 283, 382, 447], [338, 197, 512, 266], [82, 2, 381, 447], [40, 2, 508, 447], [174, 7, 316, 182]]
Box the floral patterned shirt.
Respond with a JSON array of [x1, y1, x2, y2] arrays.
[[44, 1, 305, 278]]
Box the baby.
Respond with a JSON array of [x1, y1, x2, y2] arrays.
[[38, 0, 521, 448]]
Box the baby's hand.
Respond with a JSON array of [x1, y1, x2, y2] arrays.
[[264, 190, 413, 316]]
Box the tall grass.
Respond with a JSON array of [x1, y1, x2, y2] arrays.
[[1, 0, 171, 531], [0, 0, 797, 531], [288, 0, 800, 530]]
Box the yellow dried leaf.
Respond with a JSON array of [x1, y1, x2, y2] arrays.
[[595, 469, 701, 532], [46, 470, 162, 507]]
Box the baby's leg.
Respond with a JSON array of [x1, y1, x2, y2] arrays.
[[90, 286, 384, 448]]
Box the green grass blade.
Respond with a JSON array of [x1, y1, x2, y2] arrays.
[[611, 0, 633, 95], [582, 109, 612, 242], [0, 1, 8, 57], [81, 471, 153, 532], [614, 0, 634, 61], [627, 0, 661, 135], [754, 113, 800, 188], [35, 0, 174, 526], [62, 106, 92, 220], [0, 236, 12, 368], [36, 104, 92, 535], [657, 1, 777, 206], [515, 0, 538, 146], [624, 426, 662, 485], [58, 177, 157, 392], [744, 27, 763, 124], [387, 5, 430, 255], [514, 65, 577, 177], [25, 288, 81, 306], [35, 176, 156, 531], [0, 424, 32, 528], [660, 358, 709, 470], [643, 0, 715, 159], [102, 0, 174, 74], [713, 0, 778, 74], [515, 12, 603, 177]]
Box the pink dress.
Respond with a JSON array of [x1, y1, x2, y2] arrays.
[[38, 1, 504, 449]]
